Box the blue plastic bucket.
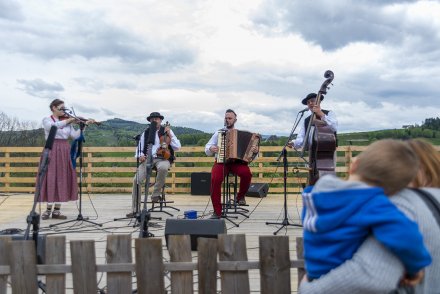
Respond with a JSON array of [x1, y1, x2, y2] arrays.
[[184, 210, 197, 219]]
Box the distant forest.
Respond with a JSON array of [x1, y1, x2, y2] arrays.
[[0, 112, 439, 147]]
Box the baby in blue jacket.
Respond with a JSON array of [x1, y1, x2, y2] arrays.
[[302, 139, 432, 282]]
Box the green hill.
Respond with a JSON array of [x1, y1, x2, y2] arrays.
[[1, 116, 439, 147]]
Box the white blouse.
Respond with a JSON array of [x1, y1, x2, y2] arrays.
[[42, 116, 81, 140]]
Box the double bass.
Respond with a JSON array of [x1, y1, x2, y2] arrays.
[[300, 70, 336, 185]]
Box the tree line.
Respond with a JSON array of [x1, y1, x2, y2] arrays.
[[0, 112, 439, 147]]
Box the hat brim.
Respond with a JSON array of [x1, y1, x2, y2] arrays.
[[302, 95, 324, 105], [147, 115, 164, 121]]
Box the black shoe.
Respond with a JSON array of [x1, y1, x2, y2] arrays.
[[151, 195, 162, 203], [238, 198, 247, 206], [126, 212, 136, 218], [210, 213, 221, 219]]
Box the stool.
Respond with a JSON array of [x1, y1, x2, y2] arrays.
[[222, 172, 249, 218], [147, 168, 180, 217]]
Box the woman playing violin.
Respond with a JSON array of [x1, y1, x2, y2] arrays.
[[37, 98, 94, 220]]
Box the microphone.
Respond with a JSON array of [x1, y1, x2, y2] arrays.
[[44, 126, 57, 150], [147, 121, 157, 144], [299, 107, 309, 113]]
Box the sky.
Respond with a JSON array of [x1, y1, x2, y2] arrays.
[[1, 0, 439, 135]]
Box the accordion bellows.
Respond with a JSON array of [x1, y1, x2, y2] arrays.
[[216, 129, 261, 163]]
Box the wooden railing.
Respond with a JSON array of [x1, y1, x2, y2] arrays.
[[0, 145, 370, 194], [0, 234, 304, 293]]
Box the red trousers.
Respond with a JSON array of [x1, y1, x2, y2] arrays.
[[210, 162, 252, 215]]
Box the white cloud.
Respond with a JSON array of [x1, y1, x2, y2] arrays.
[[0, 0, 439, 136]]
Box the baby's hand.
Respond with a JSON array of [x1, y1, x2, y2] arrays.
[[400, 270, 424, 287]]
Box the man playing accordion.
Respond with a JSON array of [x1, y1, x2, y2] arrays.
[[205, 109, 260, 219]]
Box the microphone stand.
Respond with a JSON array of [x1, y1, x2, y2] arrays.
[[266, 111, 305, 235], [114, 133, 143, 222], [50, 122, 102, 228], [139, 123, 158, 238], [219, 128, 239, 227], [24, 125, 57, 292]]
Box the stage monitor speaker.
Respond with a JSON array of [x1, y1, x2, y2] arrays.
[[191, 172, 211, 195], [246, 183, 269, 198], [164, 219, 226, 251]]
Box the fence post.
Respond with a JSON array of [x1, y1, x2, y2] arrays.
[[4, 152, 10, 191], [70, 240, 97, 293], [259, 236, 291, 294], [45, 235, 66, 294], [197, 238, 218, 294], [135, 238, 164, 294], [87, 152, 92, 193], [9, 240, 38, 294], [169, 235, 193, 293], [0, 236, 11, 294], [106, 234, 132, 293], [296, 237, 305, 288], [218, 234, 250, 294]]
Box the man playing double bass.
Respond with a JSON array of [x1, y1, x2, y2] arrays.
[[288, 93, 338, 183]]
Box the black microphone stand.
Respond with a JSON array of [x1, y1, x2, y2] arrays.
[[219, 128, 239, 227], [114, 133, 143, 222], [50, 122, 102, 228], [266, 111, 305, 235], [24, 125, 57, 293], [138, 123, 158, 238]]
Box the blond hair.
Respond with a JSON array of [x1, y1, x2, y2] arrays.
[[354, 139, 419, 195], [407, 139, 440, 188]]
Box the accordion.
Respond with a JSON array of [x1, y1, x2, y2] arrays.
[[216, 129, 261, 163]]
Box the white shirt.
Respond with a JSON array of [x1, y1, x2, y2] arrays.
[[205, 131, 221, 157], [42, 116, 81, 140], [292, 110, 338, 149], [135, 129, 181, 158]]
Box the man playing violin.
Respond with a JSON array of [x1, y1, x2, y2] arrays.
[[288, 93, 338, 149], [129, 112, 181, 216]]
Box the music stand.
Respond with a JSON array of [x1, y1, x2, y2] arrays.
[[50, 122, 102, 228], [266, 112, 304, 235]]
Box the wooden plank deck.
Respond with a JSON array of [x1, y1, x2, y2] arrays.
[[0, 192, 304, 293]]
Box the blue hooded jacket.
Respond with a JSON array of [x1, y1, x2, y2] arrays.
[[302, 175, 432, 279]]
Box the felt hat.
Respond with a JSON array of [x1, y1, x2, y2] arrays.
[[301, 93, 324, 105], [146, 112, 164, 121]]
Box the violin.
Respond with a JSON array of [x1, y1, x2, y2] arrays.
[[156, 121, 171, 160], [60, 111, 102, 126]]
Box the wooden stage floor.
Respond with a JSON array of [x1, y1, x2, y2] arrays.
[[0, 192, 304, 293]]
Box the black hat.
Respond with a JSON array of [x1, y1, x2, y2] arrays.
[[147, 112, 164, 121], [301, 93, 324, 105]]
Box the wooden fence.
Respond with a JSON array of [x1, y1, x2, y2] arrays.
[[0, 234, 304, 294], [0, 146, 365, 194]]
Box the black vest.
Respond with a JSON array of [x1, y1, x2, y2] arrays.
[[304, 109, 338, 147], [143, 126, 176, 163]]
